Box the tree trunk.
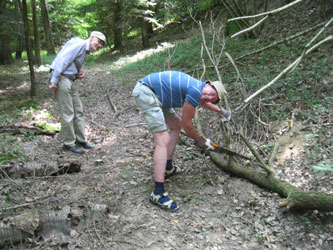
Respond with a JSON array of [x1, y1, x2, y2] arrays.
[[141, 18, 153, 49], [112, 0, 122, 51], [31, 0, 41, 65], [40, 0, 55, 54], [15, 0, 24, 59], [22, 0, 36, 97], [0, 34, 13, 65], [0, 0, 14, 65]]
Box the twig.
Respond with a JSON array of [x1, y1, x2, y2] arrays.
[[0, 195, 51, 211], [239, 133, 274, 175], [111, 240, 144, 249], [224, 52, 246, 97], [268, 140, 279, 168], [93, 219, 108, 249], [99, 83, 120, 118], [124, 123, 146, 128]]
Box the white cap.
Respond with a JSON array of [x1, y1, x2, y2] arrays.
[[90, 31, 106, 44], [210, 81, 227, 103]]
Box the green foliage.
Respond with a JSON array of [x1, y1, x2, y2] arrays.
[[312, 160, 333, 173], [0, 136, 29, 164], [299, 215, 312, 226], [22, 131, 40, 142], [37, 122, 60, 133]]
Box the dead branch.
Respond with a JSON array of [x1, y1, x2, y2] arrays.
[[228, 0, 303, 23], [231, 15, 269, 38], [99, 83, 120, 119], [224, 52, 247, 97], [239, 133, 274, 175], [242, 35, 333, 107], [233, 21, 326, 61], [187, 21, 326, 75], [198, 20, 228, 102], [268, 140, 279, 168]]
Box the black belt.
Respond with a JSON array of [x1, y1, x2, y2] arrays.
[[49, 68, 76, 81], [140, 81, 156, 94]]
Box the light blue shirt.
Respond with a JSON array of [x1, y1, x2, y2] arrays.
[[141, 71, 205, 108], [50, 37, 90, 84]]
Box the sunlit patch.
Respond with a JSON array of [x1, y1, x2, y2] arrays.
[[275, 128, 306, 166], [111, 42, 175, 69]]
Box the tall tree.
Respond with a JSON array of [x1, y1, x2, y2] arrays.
[[22, 0, 36, 97], [0, 0, 14, 65], [112, 0, 123, 51], [31, 0, 41, 65], [15, 0, 24, 59], [40, 0, 55, 54]]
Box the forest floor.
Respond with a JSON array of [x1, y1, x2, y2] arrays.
[[0, 61, 332, 249]]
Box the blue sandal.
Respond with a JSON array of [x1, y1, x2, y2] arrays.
[[165, 165, 185, 179], [149, 192, 179, 211]]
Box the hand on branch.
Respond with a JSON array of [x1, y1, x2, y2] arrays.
[[195, 137, 215, 151], [219, 107, 231, 122]]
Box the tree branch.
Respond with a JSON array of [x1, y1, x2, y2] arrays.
[[228, 0, 303, 23], [242, 35, 333, 106]]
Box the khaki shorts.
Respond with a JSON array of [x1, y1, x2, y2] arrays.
[[132, 82, 176, 133]]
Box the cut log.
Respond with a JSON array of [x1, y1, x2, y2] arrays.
[[0, 160, 81, 179]]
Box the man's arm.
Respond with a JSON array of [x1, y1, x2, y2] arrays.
[[200, 101, 220, 113], [181, 102, 202, 142]]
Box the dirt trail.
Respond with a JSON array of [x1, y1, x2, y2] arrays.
[[0, 66, 332, 249]]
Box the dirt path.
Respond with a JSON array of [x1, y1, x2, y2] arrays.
[[0, 66, 332, 249]]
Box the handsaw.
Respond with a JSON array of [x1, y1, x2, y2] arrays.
[[208, 143, 251, 160]]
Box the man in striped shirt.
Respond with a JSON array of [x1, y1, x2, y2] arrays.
[[49, 31, 106, 154], [132, 71, 231, 211]]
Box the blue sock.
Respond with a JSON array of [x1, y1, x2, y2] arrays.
[[166, 159, 173, 170], [154, 182, 165, 195], [154, 182, 177, 209]]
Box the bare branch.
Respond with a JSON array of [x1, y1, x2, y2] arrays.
[[239, 133, 274, 175], [243, 35, 333, 106], [231, 15, 269, 38], [228, 0, 303, 23]]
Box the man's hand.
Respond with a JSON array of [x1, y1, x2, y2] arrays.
[[195, 136, 215, 151], [219, 107, 231, 122], [49, 83, 58, 91], [77, 71, 85, 79]]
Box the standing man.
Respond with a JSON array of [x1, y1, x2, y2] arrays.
[[132, 71, 231, 211], [49, 31, 106, 154]]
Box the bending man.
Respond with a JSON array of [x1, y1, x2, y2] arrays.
[[132, 71, 231, 211]]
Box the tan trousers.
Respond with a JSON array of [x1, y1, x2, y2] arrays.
[[55, 76, 85, 146]]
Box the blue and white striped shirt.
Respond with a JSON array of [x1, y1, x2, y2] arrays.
[[141, 71, 205, 108], [50, 37, 90, 84]]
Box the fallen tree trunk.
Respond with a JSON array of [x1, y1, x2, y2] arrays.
[[0, 160, 81, 179], [195, 114, 333, 211], [209, 152, 333, 211], [0, 125, 56, 136]]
